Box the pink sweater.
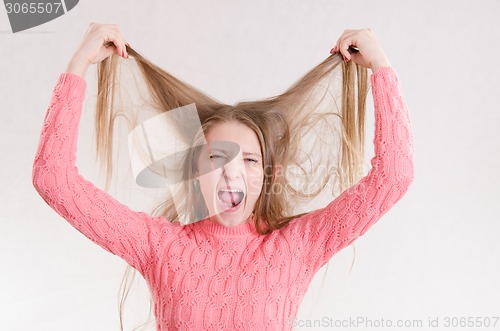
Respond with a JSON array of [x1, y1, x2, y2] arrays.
[[33, 66, 414, 330]]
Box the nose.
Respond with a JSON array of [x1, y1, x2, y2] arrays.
[[222, 155, 245, 179]]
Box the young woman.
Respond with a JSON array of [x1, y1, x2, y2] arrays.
[[33, 23, 414, 330]]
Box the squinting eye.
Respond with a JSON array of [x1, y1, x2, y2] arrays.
[[245, 158, 258, 163], [210, 155, 224, 159]]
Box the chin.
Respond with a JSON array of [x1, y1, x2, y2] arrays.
[[209, 190, 250, 227]]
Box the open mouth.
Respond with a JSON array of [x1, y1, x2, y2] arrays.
[[217, 189, 245, 208]]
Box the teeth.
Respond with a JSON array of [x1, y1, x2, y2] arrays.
[[217, 188, 245, 208]]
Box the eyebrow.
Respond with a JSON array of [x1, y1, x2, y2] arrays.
[[210, 148, 261, 157], [243, 152, 262, 157]]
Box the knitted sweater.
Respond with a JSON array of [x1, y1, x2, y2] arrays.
[[32, 66, 414, 330]]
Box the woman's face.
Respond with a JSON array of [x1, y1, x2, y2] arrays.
[[195, 120, 264, 227]]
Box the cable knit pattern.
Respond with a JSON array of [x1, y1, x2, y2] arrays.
[[32, 67, 414, 330]]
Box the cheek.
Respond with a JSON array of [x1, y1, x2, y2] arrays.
[[246, 168, 264, 195], [198, 170, 221, 196]]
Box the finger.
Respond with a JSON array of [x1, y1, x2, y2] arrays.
[[102, 30, 127, 58], [91, 24, 123, 57], [107, 24, 128, 58], [340, 32, 361, 60], [334, 30, 350, 53], [348, 51, 364, 66], [336, 30, 358, 61], [339, 38, 354, 61], [103, 43, 118, 59]]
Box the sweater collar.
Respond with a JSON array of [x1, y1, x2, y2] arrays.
[[193, 216, 259, 237]]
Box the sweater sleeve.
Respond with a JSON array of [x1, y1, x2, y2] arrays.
[[32, 73, 168, 275], [283, 66, 415, 272]]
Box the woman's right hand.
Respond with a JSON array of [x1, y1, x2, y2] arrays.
[[66, 23, 128, 78]]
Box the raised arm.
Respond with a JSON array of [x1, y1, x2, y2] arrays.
[[283, 29, 415, 270], [32, 24, 170, 274]]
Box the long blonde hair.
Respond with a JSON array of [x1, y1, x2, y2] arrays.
[[96, 45, 368, 330]]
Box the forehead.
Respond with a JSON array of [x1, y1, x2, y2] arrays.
[[205, 121, 261, 153]]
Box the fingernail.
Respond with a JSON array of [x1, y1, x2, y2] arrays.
[[344, 56, 349, 62]]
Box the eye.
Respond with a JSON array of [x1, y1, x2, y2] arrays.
[[210, 154, 224, 159], [245, 158, 259, 163]]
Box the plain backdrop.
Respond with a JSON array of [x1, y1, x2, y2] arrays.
[[1, 1, 499, 330]]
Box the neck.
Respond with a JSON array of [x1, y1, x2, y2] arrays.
[[196, 215, 258, 237], [208, 214, 253, 227]]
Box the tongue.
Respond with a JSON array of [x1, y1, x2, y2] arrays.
[[218, 191, 241, 205]]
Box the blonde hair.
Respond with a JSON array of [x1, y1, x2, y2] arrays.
[[95, 45, 368, 330]]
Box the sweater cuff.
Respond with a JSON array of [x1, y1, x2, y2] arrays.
[[370, 66, 399, 87], [53, 72, 87, 100]]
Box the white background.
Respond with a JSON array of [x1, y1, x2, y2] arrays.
[[1, 1, 499, 330]]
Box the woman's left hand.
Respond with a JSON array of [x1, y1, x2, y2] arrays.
[[330, 28, 391, 72]]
